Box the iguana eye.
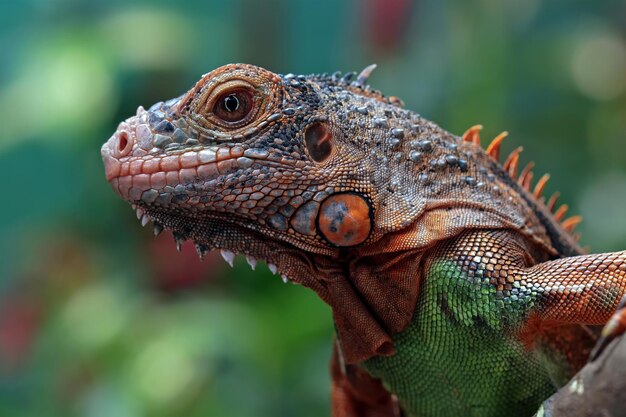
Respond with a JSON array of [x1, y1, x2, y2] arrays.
[[213, 89, 253, 123]]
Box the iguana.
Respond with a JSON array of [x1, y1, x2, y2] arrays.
[[101, 64, 626, 417]]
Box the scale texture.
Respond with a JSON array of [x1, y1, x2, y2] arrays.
[[101, 64, 626, 417]]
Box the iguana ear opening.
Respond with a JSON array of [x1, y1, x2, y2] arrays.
[[304, 122, 335, 163]]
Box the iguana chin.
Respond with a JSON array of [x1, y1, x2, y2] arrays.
[[101, 63, 626, 417]]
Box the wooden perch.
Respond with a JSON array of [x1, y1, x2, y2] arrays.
[[534, 333, 626, 417]]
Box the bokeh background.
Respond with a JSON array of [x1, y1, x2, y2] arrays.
[[1, 0, 625, 416]]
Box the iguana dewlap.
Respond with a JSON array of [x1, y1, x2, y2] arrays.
[[101, 64, 626, 417]]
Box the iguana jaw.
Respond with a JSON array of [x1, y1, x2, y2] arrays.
[[133, 202, 337, 282]]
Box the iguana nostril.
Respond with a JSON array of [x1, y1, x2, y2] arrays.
[[115, 131, 133, 157], [118, 131, 129, 152]]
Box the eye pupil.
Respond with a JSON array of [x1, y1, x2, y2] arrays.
[[213, 89, 253, 123], [224, 94, 240, 112]]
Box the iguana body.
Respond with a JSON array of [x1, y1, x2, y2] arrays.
[[101, 64, 626, 417]]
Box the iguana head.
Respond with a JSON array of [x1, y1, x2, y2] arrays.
[[102, 64, 420, 252], [102, 63, 579, 362]]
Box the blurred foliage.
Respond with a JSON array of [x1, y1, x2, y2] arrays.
[[0, 0, 625, 416]]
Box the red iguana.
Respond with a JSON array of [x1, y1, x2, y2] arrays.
[[101, 64, 626, 417]]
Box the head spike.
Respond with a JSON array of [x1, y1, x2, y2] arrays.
[[246, 255, 257, 270], [486, 131, 508, 161], [220, 249, 235, 267], [173, 232, 186, 252], [546, 192, 560, 211], [518, 162, 535, 189], [462, 125, 483, 145], [562, 215, 583, 232], [340, 71, 356, 83], [523, 171, 534, 191], [353, 64, 377, 87], [554, 204, 569, 221], [388, 96, 405, 107], [503, 147, 523, 179], [195, 243, 209, 260], [533, 174, 550, 199]]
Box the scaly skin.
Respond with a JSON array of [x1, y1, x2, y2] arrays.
[[101, 64, 626, 417]]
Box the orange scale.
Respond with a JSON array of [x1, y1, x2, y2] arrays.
[[129, 159, 144, 175], [160, 155, 180, 171], [318, 193, 372, 247], [142, 158, 161, 174]]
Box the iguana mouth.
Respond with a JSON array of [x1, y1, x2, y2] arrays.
[[103, 145, 266, 202]]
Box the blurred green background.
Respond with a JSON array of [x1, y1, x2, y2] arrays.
[[0, 0, 625, 416]]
